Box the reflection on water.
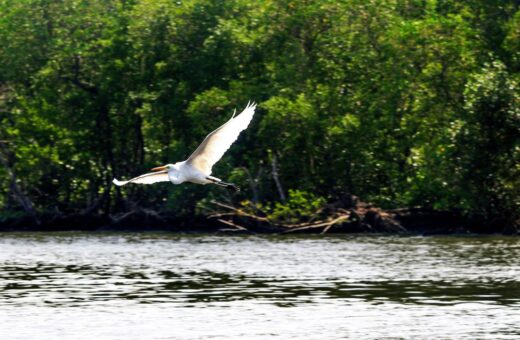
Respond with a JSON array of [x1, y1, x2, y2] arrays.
[[2, 265, 519, 307], [0, 233, 519, 339]]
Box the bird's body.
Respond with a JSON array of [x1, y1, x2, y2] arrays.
[[113, 102, 256, 191]]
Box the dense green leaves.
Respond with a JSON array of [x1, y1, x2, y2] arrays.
[[0, 0, 518, 225]]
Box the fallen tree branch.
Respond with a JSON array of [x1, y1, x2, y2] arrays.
[[216, 218, 248, 231], [283, 214, 350, 234], [209, 197, 412, 234], [211, 200, 353, 233], [211, 200, 269, 222]]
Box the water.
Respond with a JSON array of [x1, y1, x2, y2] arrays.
[[0, 233, 519, 339]]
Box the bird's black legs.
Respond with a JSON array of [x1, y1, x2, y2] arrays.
[[220, 181, 240, 192], [207, 177, 240, 192]]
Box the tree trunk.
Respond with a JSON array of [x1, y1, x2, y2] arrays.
[[271, 154, 286, 202], [0, 149, 39, 223]]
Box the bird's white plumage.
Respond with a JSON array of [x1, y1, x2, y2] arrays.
[[113, 102, 256, 187], [112, 171, 169, 186], [187, 102, 256, 175]]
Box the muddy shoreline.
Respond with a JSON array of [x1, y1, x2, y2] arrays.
[[1, 203, 517, 235]]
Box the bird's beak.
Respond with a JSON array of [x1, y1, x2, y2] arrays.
[[151, 165, 167, 172]]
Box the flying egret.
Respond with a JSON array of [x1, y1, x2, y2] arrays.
[[112, 102, 256, 191]]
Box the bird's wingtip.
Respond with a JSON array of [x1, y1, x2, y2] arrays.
[[112, 178, 126, 186]]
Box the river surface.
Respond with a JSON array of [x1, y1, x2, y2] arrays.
[[0, 233, 519, 339]]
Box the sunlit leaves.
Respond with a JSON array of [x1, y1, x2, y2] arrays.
[[0, 0, 518, 225]]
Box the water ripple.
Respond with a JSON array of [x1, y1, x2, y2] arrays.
[[0, 233, 519, 339], [1, 265, 519, 307]]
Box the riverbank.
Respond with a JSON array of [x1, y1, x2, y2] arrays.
[[1, 199, 517, 235]]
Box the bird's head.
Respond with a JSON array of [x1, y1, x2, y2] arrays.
[[151, 163, 177, 172]]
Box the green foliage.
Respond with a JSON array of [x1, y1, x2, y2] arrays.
[[456, 61, 520, 220], [267, 190, 326, 224], [0, 0, 518, 226]]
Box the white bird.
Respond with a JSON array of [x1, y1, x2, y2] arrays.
[[112, 102, 256, 191]]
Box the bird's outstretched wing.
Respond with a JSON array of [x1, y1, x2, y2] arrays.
[[113, 171, 169, 186], [187, 102, 256, 175]]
